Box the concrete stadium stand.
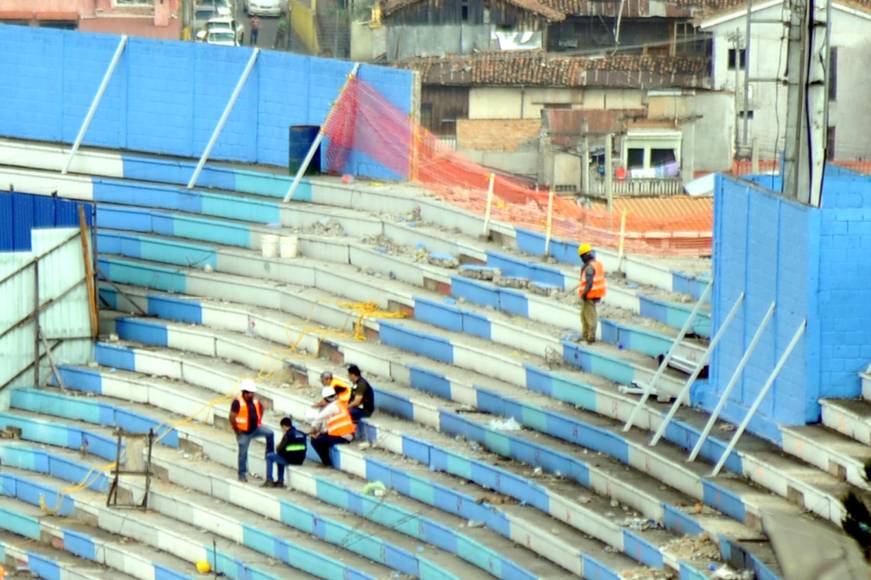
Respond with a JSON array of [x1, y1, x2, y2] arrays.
[[7, 390, 494, 580], [0, 470, 191, 579], [0, 530, 130, 580], [83, 339, 643, 579], [92, 308, 779, 578], [0, 437, 385, 580], [48, 366, 567, 580]]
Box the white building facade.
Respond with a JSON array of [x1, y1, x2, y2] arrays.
[[702, 0, 871, 161]]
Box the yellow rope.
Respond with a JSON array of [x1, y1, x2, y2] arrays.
[[336, 301, 407, 341]]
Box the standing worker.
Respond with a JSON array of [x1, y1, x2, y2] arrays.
[[274, 16, 288, 50], [250, 15, 261, 46], [346, 364, 375, 423], [578, 243, 606, 344], [229, 379, 274, 482], [309, 387, 355, 467]]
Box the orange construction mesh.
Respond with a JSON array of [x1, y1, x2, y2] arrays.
[[323, 77, 713, 256]]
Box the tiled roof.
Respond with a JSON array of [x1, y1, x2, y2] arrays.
[[381, 0, 566, 20], [697, 0, 871, 20], [399, 52, 711, 89]]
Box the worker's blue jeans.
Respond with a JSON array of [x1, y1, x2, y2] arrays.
[[236, 426, 274, 477]]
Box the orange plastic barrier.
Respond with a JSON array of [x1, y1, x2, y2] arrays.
[[324, 78, 713, 256]]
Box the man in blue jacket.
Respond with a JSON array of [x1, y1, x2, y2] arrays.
[[263, 416, 307, 487]]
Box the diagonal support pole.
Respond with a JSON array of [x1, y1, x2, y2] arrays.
[[62, 35, 128, 175], [623, 279, 712, 432], [710, 320, 806, 477], [283, 62, 360, 203], [687, 301, 775, 462], [187, 48, 260, 189], [649, 291, 746, 446]]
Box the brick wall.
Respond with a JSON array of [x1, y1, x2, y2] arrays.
[[817, 176, 871, 397], [456, 119, 540, 152], [0, 26, 414, 180]]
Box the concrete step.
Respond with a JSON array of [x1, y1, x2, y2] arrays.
[[95, 249, 691, 401], [55, 363, 618, 579], [781, 424, 871, 490], [0, 529, 130, 580], [8, 387, 493, 580], [821, 398, 871, 445], [0, 430, 383, 580], [48, 369, 561, 580], [0, 488, 193, 580], [96, 270, 850, 546], [92, 314, 776, 578]]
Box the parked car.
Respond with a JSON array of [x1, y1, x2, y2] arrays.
[[194, 5, 218, 30], [197, 0, 232, 17], [243, 0, 284, 17], [196, 16, 245, 44], [206, 29, 239, 46]]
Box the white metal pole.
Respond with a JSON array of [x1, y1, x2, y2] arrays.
[[622, 279, 713, 432], [687, 301, 775, 462], [711, 320, 806, 476], [649, 292, 746, 446], [616, 210, 627, 270], [62, 35, 128, 175], [482, 172, 495, 236], [284, 62, 360, 203], [544, 189, 554, 255], [188, 48, 260, 189]]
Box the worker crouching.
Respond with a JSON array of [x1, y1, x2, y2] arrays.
[[309, 386, 355, 467]]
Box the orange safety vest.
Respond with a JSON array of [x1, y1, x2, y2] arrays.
[[332, 378, 351, 404], [327, 401, 356, 437], [579, 260, 607, 300], [233, 394, 263, 432]]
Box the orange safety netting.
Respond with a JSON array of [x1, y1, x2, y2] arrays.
[[323, 77, 713, 256]]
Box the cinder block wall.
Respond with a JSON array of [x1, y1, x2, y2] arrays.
[[705, 171, 871, 443], [0, 26, 414, 180]]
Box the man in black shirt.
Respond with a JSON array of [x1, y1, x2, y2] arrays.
[[264, 416, 307, 487], [346, 364, 375, 422]]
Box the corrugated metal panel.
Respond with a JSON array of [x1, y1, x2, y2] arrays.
[[1, 229, 91, 387], [0, 191, 94, 251]]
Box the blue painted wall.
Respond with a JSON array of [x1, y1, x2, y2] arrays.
[[707, 172, 871, 441], [0, 192, 94, 251], [0, 26, 414, 180]]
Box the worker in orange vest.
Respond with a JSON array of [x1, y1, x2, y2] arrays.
[[229, 379, 274, 482], [309, 386, 355, 467], [578, 243, 607, 344], [311, 371, 351, 406]]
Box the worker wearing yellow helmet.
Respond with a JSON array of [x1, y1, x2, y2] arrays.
[[578, 243, 606, 344]]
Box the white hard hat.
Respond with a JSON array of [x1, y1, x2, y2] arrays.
[[321, 386, 336, 399], [240, 378, 257, 393]]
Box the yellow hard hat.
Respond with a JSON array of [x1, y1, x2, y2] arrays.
[[578, 243, 592, 256], [196, 560, 212, 574]]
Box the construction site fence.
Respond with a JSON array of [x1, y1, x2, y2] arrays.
[[322, 77, 712, 257]]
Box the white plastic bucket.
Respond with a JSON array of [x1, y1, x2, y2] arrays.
[[280, 235, 299, 258], [261, 234, 279, 258]]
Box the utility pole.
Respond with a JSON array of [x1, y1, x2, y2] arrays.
[[729, 29, 742, 155], [605, 133, 613, 212], [741, 0, 753, 152], [581, 119, 590, 196], [783, 0, 830, 206]]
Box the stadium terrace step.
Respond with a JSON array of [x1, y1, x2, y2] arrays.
[[0, 140, 710, 297], [0, 485, 191, 579], [820, 398, 871, 446], [780, 425, 871, 489], [47, 369, 555, 580], [0, 530, 133, 580], [55, 363, 627, 579], [0, 437, 383, 580], [94, 250, 856, 530], [91, 313, 778, 578], [7, 389, 494, 580], [94, 245, 693, 401]]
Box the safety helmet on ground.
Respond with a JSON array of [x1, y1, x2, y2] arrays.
[[578, 243, 593, 257], [321, 386, 337, 399], [240, 378, 257, 393]]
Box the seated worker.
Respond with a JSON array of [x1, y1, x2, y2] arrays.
[[312, 371, 351, 407], [263, 416, 307, 488], [309, 386, 355, 467], [346, 364, 375, 422]]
